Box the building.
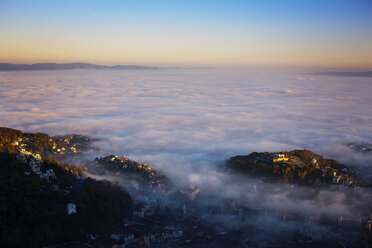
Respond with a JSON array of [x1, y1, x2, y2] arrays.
[[180, 186, 200, 201], [273, 154, 289, 163], [133, 204, 148, 217], [16, 152, 27, 163], [46, 169, 55, 177], [221, 199, 238, 214], [365, 213, 372, 232], [29, 159, 41, 174], [183, 203, 187, 217], [311, 158, 317, 165], [67, 203, 77, 215]]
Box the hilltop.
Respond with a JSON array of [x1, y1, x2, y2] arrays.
[[226, 150, 364, 186], [89, 155, 171, 192], [0, 127, 93, 158], [0, 62, 158, 71]]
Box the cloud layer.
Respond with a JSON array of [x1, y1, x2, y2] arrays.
[[1, 68, 371, 171], [1, 68, 371, 244]]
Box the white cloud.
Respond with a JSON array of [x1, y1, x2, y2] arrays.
[[0, 68, 371, 188], [0, 68, 371, 166]]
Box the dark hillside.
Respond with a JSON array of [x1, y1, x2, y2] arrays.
[[0, 152, 132, 247], [226, 150, 361, 186]]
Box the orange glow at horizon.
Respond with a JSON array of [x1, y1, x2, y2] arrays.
[[1, 0, 371, 68]]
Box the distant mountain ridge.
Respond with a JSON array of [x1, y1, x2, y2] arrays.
[[307, 71, 372, 77], [0, 62, 158, 71]]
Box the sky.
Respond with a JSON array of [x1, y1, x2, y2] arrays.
[[0, 0, 371, 67]]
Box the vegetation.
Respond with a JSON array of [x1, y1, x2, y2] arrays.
[[226, 150, 359, 186], [0, 152, 132, 247], [89, 155, 172, 190], [0, 127, 92, 159]]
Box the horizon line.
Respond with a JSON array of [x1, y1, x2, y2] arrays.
[[0, 61, 371, 71]]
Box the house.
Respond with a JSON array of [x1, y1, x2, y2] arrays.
[[365, 214, 372, 232], [40, 174, 49, 181], [311, 158, 320, 168], [366, 220, 372, 232], [46, 169, 55, 177], [110, 233, 134, 242], [180, 186, 200, 201], [39, 169, 56, 182], [338, 216, 362, 227], [133, 205, 146, 217], [221, 199, 238, 214], [16, 152, 27, 163], [29, 159, 41, 174], [67, 203, 77, 214]]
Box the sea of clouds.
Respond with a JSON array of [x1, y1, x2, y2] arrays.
[[0, 68, 371, 171], [1, 67, 371, 243]]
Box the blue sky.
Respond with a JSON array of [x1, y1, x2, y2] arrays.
[[0, 0, 371, 67]]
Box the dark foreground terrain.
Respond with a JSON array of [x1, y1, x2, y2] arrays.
[[0, 127, 371, 247]]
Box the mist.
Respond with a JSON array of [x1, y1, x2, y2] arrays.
[[1, 67, 371, 168], [1, 67, 371, 179]]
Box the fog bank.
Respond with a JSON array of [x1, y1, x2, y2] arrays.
[[0, 68, 371, 178]]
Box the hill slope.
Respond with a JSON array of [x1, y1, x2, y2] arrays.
[[0, 129, 133, 248], [226, 150, 362, 186]]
